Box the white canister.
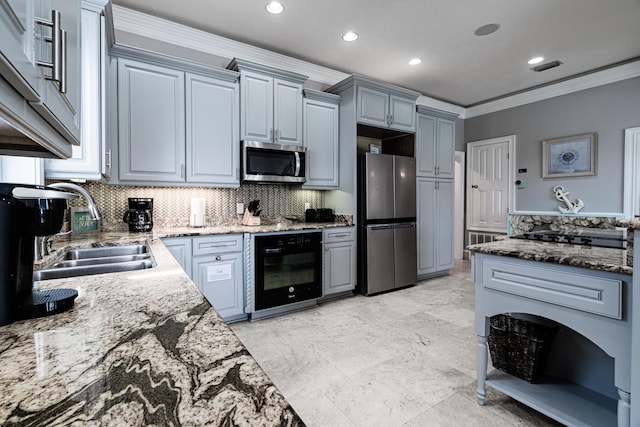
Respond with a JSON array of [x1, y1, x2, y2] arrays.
[[190, 198, 206, 227]]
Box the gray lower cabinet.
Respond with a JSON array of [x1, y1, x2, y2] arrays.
[[302, 90, 340, 189], [473, 253, 632, 427], [323, 227, 356, 296], [416, 110, 455, 179], [417, 177, 454, 277], [191, 235, 245, 322], [162, 236, 192, 278], [118, 58, 185, 182], [113, 50, 240, 186]]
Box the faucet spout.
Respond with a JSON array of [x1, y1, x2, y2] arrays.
[[48, 182, 102, 221]]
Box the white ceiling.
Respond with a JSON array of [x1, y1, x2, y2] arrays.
[[111, 0, 640, 107]]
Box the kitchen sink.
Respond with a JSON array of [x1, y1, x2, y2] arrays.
[[33, 243, 156, 281]]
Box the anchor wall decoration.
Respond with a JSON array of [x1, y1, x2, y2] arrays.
[[553, 185, 584, 214]]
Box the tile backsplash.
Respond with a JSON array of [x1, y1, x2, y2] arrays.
[[60, 182, 324, 229]]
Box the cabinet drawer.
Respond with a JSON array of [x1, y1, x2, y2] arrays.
[[323, 227, 355, 243], [480, 259, 622, 319], [193, 234, 243, 255]]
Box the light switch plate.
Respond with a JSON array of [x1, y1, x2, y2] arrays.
[[236, 203, 244, 214], [304, 202, 311, 210]]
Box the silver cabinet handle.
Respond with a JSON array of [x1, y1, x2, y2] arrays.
[[436, 180, 440, 190], [435, 166, 439, 176], [105, 149, 112, 169], [389, 114, 393, 125], [270, 129, 274, 141], [181, 164, 185, 178], [274, 129, 279, 141], [35, 10, 66, 93]]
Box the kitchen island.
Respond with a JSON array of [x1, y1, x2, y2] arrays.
[[468, 237, 633, 427], [0, 220, 351, 425]]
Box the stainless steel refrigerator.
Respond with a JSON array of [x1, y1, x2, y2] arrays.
[[358, 153, 417, 295]]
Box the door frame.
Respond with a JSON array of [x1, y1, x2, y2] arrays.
[[623, 127, 640, 218], [466, 135, 516, 232], [454, 151, 465, 259]]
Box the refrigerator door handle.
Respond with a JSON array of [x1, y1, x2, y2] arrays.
[[368, 224, 394, 231], [393, 223, 416, 229]]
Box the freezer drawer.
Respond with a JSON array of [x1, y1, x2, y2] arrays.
[[394, 223, 417, 287], [366, 225, 395, 294]]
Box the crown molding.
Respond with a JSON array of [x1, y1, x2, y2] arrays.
[[465, 60, 640, 118], [112, 5, 640, 121], [111, 5, 349, 87]]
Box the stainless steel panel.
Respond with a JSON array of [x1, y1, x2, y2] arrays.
[[365, 153, 394, 220], [394, 156, 416, 218], [366, 225, 395, 294], [394, 223, 417, 288]]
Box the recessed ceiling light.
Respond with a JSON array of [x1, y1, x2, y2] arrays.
[[527, 56, 545, 65], [265, 1, 284, 14], [342, 31, 358, 42], [408, 58, 422, 66], [474, 23, 500, 36]]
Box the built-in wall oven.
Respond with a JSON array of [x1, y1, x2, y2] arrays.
[[254, 231, 322, 311]]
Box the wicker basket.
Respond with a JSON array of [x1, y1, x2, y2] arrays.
[[488, 314, 558, 383]]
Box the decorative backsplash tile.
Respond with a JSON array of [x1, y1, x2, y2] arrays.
[[61, 182, 325, 230]]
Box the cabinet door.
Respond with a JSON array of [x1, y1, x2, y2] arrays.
[[324, 240, 356, 295], [118, 59, 185, 182], [273, 78, 303, 145], [32, 0, 81, 144], [193, 252, 244, 322], [45, 8, 102, 179], [435, 179, 454, 270], [436, 118, 455, 179], [0, 0, 40, 102], [240, 71, 273, 143], [303, 97, 339, 189], [356, 86, 389, 128], [163, 237, 193, 278], [417, 177, 437, 276], [416, 114, 436, 176], [389, 94, 416, 132], [186, 73, 239, 186]]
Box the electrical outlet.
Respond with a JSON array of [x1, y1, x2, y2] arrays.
[[304, 202, 311, 210], [236, 203, 244, 214]]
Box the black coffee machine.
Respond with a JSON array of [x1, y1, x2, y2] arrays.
[[123, 198, 153, 232], [0, 183, 79, 326]]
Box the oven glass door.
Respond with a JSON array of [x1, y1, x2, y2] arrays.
[[255, 233, 321, 311]]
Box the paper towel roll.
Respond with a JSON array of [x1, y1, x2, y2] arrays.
[[190, 198, 206, 227]]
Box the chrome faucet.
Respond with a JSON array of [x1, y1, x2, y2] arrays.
[[33, 183, 102, 260], [48, 182, 102, 221]]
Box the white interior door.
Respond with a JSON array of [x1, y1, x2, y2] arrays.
[[467, 135, 515, 233]]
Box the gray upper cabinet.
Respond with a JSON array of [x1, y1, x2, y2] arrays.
[[302, 89, 340, 189], [118, 58, 186, 182], [356, 87, 417, 132], [229, 58, 307, 145], [112, 47, 240, 186], [186, 73, 239, 185], [45, 3, 111, 180], [329, 76, 419, 133], [416, 106, 456, 178], [0, 0, 81, 157]]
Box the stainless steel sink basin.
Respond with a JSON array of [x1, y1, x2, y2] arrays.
[[34, 242, 156, 281]]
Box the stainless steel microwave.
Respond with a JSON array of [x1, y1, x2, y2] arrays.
[[242, 141, 306, 184]]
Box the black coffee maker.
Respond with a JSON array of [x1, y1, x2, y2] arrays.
[[123, 198, 153, 232], [0, 183, 78, 326]]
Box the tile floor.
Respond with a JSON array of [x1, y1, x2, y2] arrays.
[[231, 260, 562, 426]]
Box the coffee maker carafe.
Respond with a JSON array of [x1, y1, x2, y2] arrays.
[[123, 198, 153, 232]]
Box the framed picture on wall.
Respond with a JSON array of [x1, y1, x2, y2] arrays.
[[542, 132, 597, 178]]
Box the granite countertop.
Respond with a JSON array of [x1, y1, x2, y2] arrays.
[[0, 220, 346, 425], [467, 238, 632, 275]]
